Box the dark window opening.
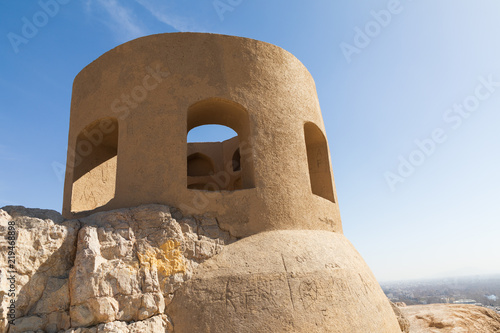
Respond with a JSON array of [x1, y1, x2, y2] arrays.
[[232, 148, 241, 172]]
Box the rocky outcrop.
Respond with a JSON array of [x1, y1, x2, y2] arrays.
[[1, 204, 404, 333], [400, 303, 500, 333], [2, 203, 420, 333], [63, 314, 171, 332], [391, 301, 411, 333], [0, 205, 235, 333], [0, 207, 79, 332], [4, 206, 499, 333]]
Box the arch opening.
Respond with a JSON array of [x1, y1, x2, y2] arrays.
[[71, 118, 118, 213], [187, 153, 215, 177], [188, 124, 237, 143], [304, 122, 335, 203], [186, 98, 254, 191]]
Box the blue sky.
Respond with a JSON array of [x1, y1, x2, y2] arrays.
[[1, 0, 499, 281]]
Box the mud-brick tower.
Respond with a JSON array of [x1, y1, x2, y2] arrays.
[[63, 33, 401, 332]]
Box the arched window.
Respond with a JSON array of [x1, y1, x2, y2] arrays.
[[187, 153, 214, 177], [186, 125, 241, 191], [187, 124, 237, 143], [186, 98, 254, 191], [304, 122, 335, 203], [71, 118, 118, 212]]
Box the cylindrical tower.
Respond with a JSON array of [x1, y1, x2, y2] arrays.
[[62, 33, 402, 332], [63, 33, 341, 237]]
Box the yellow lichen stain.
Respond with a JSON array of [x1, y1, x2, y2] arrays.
[[126, 260, 140, 274], [137, 239, 186, 276]]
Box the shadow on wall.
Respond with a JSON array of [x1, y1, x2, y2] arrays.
[[70, 118, 118, 214], [304, 122, 335, 203]]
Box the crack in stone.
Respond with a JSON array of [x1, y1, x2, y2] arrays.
[[281, 253, 295, 310]]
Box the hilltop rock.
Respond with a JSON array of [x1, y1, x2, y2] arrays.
[[0, 204, 235, 333], [400, 303, 500, 333], [391, 301, 411, 333], [0, 206, 78, 333], [63, 314, 171, 332], [0, 204, 403, 333]]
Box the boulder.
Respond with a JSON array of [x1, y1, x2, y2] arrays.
[[400, 303, 500, 333]]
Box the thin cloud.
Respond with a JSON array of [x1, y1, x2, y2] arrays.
[[91, 0, 147, 41], [134, 0, 205, 32]]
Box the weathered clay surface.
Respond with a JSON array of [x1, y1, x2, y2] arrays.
[[167, 230, 402, 333], [62, 33, 342, 238], [400, 303, 500, 333], [0, 205, 235, 333]]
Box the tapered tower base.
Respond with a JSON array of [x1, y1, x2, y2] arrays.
[[167, 230, 401, 333]]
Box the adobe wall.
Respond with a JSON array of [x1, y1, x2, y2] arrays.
[[62, 33, 342, 237]]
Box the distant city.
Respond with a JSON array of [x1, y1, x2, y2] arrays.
[[381, 274, 500, 314]]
